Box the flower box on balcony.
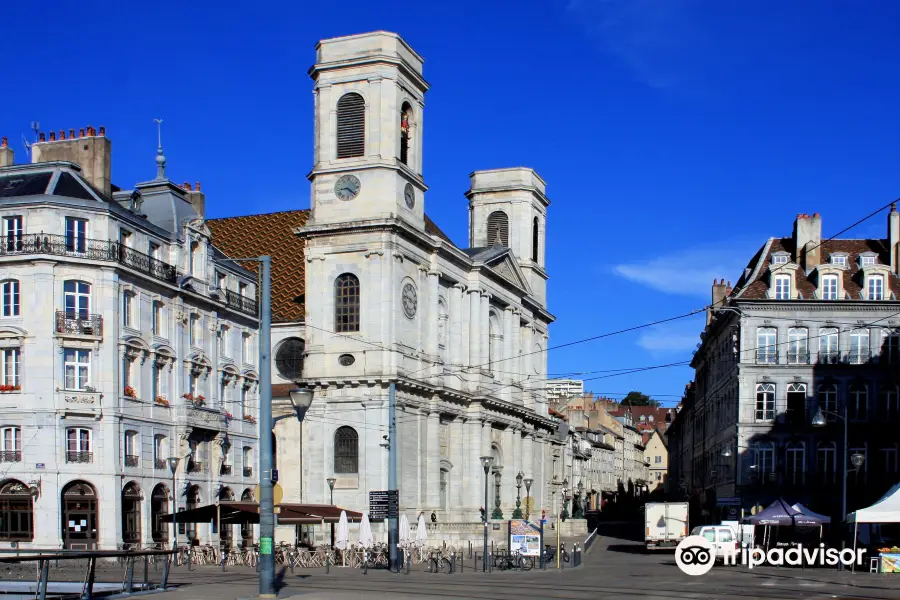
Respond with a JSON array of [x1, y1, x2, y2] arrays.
[[225, 412, 233, 420], [243, 415, 257, 424], [124, 386, 137, 398], [155, 396, 169, 407], [183, 393, 206, 407], [0, 385, 21, 393]]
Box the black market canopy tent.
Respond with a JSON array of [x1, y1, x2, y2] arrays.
[[742, 498, 829, 526], [161, 501, 364, 525]]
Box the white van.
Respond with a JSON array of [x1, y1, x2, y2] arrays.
[[690, 525, 738, 562]]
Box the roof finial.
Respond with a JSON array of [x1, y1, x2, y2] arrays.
[[153, 118, 166, 180]]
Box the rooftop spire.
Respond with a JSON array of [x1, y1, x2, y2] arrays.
[[153, 118, 166, 180]]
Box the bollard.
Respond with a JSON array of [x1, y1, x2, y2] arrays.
[[325, 552, 330, 574], [187, 547, 192, 572], [143, 555, 149, 588], [221, 551, 227, 572], [406, 550, 411, 574], [363, 550, 368, 575], [450, 552, 455, 574], [125, 556, 135, 593], [488, 551, 492, 573]]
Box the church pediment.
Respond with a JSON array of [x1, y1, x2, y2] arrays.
[[484, 252, 531, 293]]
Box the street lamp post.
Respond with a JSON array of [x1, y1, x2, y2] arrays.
[[480, 456, 493, 572], [167, 456, 182, 550], [327, 477, 336, 547], [812, 405, 866, 570], [574, 481, 584, 519], [557, 477, 568, 569], [523, 477, 533, 521], [513, 472, 524, 519]]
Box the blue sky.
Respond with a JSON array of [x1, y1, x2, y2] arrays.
[[4, 1, 900, 406]]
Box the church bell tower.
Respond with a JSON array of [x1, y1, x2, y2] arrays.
[[308, 32, 429, 229]]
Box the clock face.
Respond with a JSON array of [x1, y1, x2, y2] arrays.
[[404, 183, 415, 209], [402, 283, 417, 319], [334, 175, 361, 201]]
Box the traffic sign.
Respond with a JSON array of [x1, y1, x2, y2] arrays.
[[369, 490, 399, 520]]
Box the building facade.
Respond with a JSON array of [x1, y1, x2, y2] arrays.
[[644, 430, 668, 493], [0, 132, 260, 549], [546, 379, 584, 403], [668, 211, 900, 522], [210, 31, 561, 544]]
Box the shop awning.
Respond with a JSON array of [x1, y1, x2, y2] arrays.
[[160, 502, 364, 525]]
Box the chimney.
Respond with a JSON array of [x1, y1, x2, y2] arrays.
[[0, 137, 13, 167], [708, 279, 727, 325], [889, 203, 900, 275], [185, 181, 205, 218], [793, 213, 822, 271], [31, 125, 112, 196]]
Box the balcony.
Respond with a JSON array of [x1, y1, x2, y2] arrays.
[[154, 459, 167, 470], [66, 451, 92, 464], [124, 455, 139, 468], [817, 351, 841, 365], [224, 289, 258, 317], [187, 460, 206, 474], [786, 351, 809, 365], [55, 311, 102, 337], [220, 464, 233, 476], [0, 234, 177, 284], [243, 467, 253, 477], [755, 350, 778, 365], [0, 451, 21, 463], [847, 350, 872, 365]]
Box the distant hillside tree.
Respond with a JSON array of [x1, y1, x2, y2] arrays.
[[623, 391, 659, 407]]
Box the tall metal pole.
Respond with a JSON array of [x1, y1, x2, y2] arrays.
[[840, 403, 848, 571], [171, 470, 177, 550], [257, 256, 275, 597], [482, 467, 489, 572], [388, 382, 398, 572]]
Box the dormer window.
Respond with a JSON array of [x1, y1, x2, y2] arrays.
[[860, 254, 877, 267], [771, 253, 789, 265], [830, 254, 848, 267], [774, 275, 792, 300], [822, 274, 839, 300], [868, 275, 884, 301]]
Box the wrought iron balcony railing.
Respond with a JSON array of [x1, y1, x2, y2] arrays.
[[187, 461, 206, 474], [847, 350, 872, 365], [786, 351, 810, 365], [55, 311, 103, 336], [66, 451, 93, 464], [818, 351, 841, 365], [0, 451, 21, 463], [154, 459, 167, 470], [220, 464, 233, 475], [224, 289, 258, 317], [243, 467, 253, 477], [756, 350, 778, 365], [0, 233, 177, 284], [124, 455, 139, 468]]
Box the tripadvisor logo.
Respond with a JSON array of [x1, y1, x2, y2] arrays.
[[675, 536, 866, 576]]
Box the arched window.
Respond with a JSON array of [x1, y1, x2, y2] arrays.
[[486, 211, 509, 247], [334, 274, 360, 333], [786, 382, 807, 424], [488, 313, 502, 372], [849, 328, 870, 364], [275, 338, 305, 380], [755, 383, 775, 421], [0, 479, 32, 541], [400, 103, 412, 165], [150, 483, 169, 543], [122, 482, 141, 547], [334, 426, 358, 474], [817, 442, 836, 484], [787, 328, 808, 364], [61, 480, 97, 549], [63, 280, 91, 318], [849, 383, 868, 421], [785, 442, 805, 485], [240, 489, 254, 547], [819, 327, 839, 363], [437, 298, 448, 362], [881, 384, 899, 420], [532, 217, 539, 262], [336, 93, 365, 159], [439, 468, 449, 511]]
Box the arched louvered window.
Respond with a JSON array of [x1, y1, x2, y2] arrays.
[[336, 93, 365, 159], [334, 426, 358, 474], [532, 217, 539, 262], [400, 103, 412, 165], [334, 274, 360, 333], [487, 211, 509, 247]]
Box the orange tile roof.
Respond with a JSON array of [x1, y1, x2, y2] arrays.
[[207, 210, 309, 323]]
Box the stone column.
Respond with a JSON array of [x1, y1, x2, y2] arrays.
[[468, 288, 481, 373], [522, 324, 535, 410], [449, 417, 465, 519], [427, 271, 440, 369], [450, 284, 465, 367], [371, 76, 385, 158], [466, 416, 484, 515], [425, 409, 440, 510], [480, 293, 490, 368], [502, 307, 515, 401], [502, 427, 516, 515], [511, 310, 521, 403], [522, 432, 535, 516]]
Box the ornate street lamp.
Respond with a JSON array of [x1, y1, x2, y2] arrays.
[[523, 477, 534, 521], [327, 477, 336, 547], [492, 469, 504, 520], [513, 471, 524, 519], [560, 477, 569, 521], [574, 480, 585, 518], [480, 456, 494, 573], [167, 456, 182, 550]]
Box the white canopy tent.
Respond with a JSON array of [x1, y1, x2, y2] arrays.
[[847, 482, 900, 523]]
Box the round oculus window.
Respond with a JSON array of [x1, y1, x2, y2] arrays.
[[275, 338, 305, 380]]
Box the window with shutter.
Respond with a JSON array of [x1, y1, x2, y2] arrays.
[[486, 211, 509, 247], [336, 93, 365, 159]]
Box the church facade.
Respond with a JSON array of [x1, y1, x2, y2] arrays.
[[211, 31, 562, 541]]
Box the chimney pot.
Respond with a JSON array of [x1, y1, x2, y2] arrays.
[[195, 181, 201, 191], [49, 132, 56, 141], [183, 182, 192, 191], [39, 132, 46, 142], [59, 130, 66, 140], [69, 129, 75, 139], [98, 126, 105, 136], [1, 137, 7, 148], [79, 129, 85, 138]]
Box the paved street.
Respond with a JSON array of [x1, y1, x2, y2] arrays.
[[144, 524, 900, 600]]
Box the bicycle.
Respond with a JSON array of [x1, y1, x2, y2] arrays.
[[426, 549, 450, 573]]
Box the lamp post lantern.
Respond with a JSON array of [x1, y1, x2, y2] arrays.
[[167, 456, 182, 550], [480, 456, 493, 572], [513, 471, 524, 519], [327, 477, 336, 546], [523, 477, 533, 521], [574, 480, 584, 519]]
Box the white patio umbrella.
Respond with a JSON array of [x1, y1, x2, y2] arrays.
[[399, 514, 410, 549], [358, 513, 374, 549], [336, 510, 350, 566], [416, 512, 428, 547]]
